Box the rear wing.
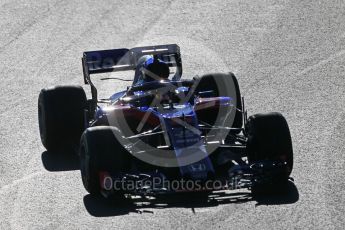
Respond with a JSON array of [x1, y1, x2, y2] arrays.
[[82, 44, 182, 84], [82, 44, 183, 115]]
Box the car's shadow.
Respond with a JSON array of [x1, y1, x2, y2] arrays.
[[83, 180, 299, 217], [40, 151, 299, 215], [41, 151, 80, 171]]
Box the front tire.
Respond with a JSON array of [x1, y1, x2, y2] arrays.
[[245, 112, 293, 192], [79, 126, 130, 197]]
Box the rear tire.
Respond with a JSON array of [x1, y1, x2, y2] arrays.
[[38, 85, 87, 152], [195, 72, 243, 130], [245, 112, 293, 193], [79, 126, 130, 197]]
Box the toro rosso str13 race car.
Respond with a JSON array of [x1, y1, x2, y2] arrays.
[[38, 44, 293, 198]]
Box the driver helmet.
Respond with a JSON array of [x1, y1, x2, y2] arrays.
[[135, 55, 170, 84]]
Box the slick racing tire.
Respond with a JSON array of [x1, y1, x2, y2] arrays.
[[79, 126, 131, 197], [38, 85, 87, 152], [245, 112, 293, 192], [195, 72, 243, 130]]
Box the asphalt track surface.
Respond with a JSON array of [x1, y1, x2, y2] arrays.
[[0, 0, 345, 229]]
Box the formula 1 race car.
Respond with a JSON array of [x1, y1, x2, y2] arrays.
[[38, 44, 293, 198]]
